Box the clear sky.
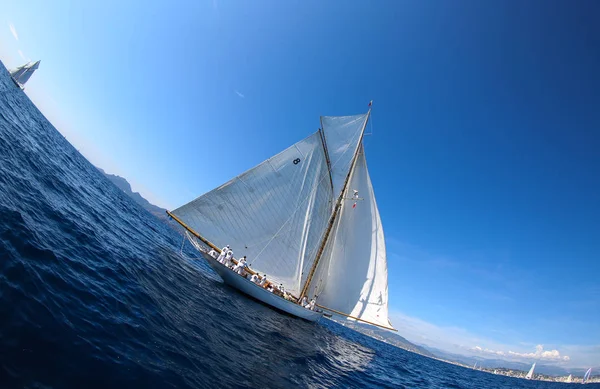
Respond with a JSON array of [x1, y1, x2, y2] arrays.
[[2, 0, 599, 369]]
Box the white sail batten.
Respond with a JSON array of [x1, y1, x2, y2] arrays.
[[308, 147, 392, 330], [172, 132, 334, 296], [320, 114, 369, 196]]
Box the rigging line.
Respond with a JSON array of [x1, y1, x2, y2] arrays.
[[179, 231, 204, 260], [251, 119, 368, 264]]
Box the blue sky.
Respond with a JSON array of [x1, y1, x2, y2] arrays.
[[2, 0, 599, 369]]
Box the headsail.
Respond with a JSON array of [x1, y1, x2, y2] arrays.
[[307, 147, 392, 330], [171, 132, 333, 296]]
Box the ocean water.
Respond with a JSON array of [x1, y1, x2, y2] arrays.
[[0, 62, 594, 389]]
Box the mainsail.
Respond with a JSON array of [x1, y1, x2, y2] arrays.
[[171, 108, 393, 330], [172, 132, 333, 296], [10, 60, 40, 87]]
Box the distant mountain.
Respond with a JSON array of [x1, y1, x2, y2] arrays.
[[422, 346, 583, 377], [369, 327, 436, 357], [98, 168, 170, 223], [333, 319, 435, 358]]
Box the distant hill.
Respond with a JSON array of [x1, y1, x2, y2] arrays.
[[422, 346, 584, 377], [367, 327, 436, 357], [98, 168, 170, 223], [331, 319, 435, 358]]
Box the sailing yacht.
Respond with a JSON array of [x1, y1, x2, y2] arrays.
[[9, 60, 40, 89], [168, 106, 394, 330], [525, 362, 536, 379], [582, 368, 592, 384]]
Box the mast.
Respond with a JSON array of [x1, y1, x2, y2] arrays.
[[318, 125, 334, 191], [299, 108, 372, 299]]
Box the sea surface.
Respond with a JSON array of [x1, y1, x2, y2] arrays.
[[0, 62, 594, 389]]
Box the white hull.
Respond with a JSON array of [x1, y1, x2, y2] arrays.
[[202, 252, 322, 322]]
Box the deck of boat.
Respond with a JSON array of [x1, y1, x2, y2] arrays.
[[201, 252, 322, 322]]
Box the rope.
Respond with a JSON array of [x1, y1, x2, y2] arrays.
[[179, 231, 204, 260]]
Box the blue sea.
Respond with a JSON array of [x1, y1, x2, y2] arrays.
[[0, 62, 594, 389]]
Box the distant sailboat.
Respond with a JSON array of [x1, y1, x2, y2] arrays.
[[168, 106, 395, 330], [566, 374, 572, 383], [9, 60, 40, 89], [582, 368, 592, 384], [525, 362, 536, 379]]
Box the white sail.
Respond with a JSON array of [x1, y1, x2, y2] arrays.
[[320, 113, 369, 196], [10, 60, 40, 87], [9, 62, 30, 80], [308, 147, 392, 329], [526, 362, 536, 379], [17, 60, 40, 85], [583, 368, 592, 383], [566, 374, 572, 383], [172, 132, 333, 296]]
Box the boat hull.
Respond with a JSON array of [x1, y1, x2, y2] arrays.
[[202, 252, 322, 322]]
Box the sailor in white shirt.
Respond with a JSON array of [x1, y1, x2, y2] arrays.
[[259, 275, 268, 287], [233, 256, 247, 275], [308, 297, 316, 311], [223, 250, 234, 267], [250, 273, 259, 284], [217, 245, 229, 263], [208, 248, 218, 258], [300, 296, 308, 307]]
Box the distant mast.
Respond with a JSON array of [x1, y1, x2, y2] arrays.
[[9, 60, 41, 89], [525, 362, 536, 379]]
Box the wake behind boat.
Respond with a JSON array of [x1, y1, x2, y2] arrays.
[[168, 103, 395, 331]]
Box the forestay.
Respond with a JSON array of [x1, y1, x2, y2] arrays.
[[307, 147, 393, 330], [172, 132, 333, 296]]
